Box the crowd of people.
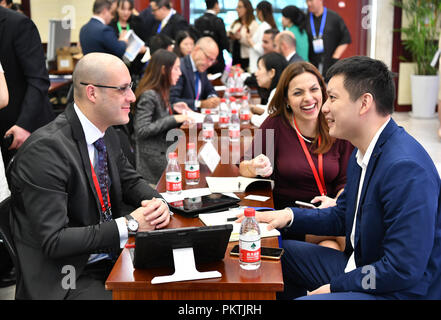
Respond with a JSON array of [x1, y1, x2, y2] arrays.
[[0, 0, 440, 301]]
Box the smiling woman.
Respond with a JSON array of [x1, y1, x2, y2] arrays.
[[240, 61, 354, 251]]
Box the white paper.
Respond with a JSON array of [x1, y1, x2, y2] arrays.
[[199, 207, 280, 242], [222, 192, 240, 199], [160, 188, 212, 203], [244, 195, 270, 202], [123, 30, 145, 62], [198, 142, 220, 173], [187, 111, 219, 123], [141, 46, 151, 63], [214, 85, 226, 92], [205, 176, 274, 193]]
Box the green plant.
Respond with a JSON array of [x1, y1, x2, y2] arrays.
[[394, 0, 441, 75]]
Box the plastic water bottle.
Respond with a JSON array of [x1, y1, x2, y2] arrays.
[[239, 96, 251, 125], [166, 152, 182, 195], [202, 109, 214, 142], [229, 96, 239, 115], [185, 142, 200, 185], [239, 208, 261, 270], [229, 109, 240, 142], [218, 98, 230, 129], [227, 73, 236, 98]]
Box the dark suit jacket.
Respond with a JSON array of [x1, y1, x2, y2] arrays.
[[9, 104, 160, 300], [0, 7, 54, 158], [150, 12, 189, 44], [170, 55, 217, 111], [288, 119, 441, 299], [288, 52, 304, 64], [79, 18, 126, 58]]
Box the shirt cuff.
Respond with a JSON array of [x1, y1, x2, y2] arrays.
[[195, 100, 201, 109], [115, 217, 129, 248], [158, 197, 173, 216], [285, 207, 294, 228], [0, 62, 3, 73]]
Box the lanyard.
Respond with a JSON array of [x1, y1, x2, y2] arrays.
[[293, 116, 327, 196], [310, 7, 327, 39], [90, 161, 111, 214], [117, 21, 130, 34]]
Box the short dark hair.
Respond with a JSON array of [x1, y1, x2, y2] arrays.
[[257, 52, 288, 92], [93, 0, 113, 14], [325, 56, 395, 116], [151, 0, 171, 9], [205, 0, 218, 10], [282, 5, 307, 32], [149, 33, 174, 55], [264, 28, 279, 40]]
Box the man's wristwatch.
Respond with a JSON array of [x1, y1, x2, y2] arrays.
[[125, 214, 139, 232]]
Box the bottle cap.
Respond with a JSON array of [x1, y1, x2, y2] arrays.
[[244, 208, 255, 217], [168, 152, 177, 159], [187, 142, 195, 149]]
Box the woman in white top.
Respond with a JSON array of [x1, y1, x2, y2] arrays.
[[228, 0, 259, 72], [251, 52, 288, 127], [247, 1, 278, 73], [0, 60, 10, 202]]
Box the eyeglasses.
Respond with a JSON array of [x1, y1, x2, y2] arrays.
[[200, 47, 217, 65], [80, 82, 133, 94]]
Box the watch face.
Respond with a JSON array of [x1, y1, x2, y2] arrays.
[[128, 219, 138, 232]]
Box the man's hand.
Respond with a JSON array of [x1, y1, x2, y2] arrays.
[[200, 97, 220, 109], [5, 125, 31, 150], [308, 284, 331, 296], [236, 209, 292, 231], [130, 198, 170, 231], [310, 195, 337, 209]]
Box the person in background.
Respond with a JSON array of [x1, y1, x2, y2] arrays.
[[240, 61, 353, 251], [305, 0, 351, 75], [109, 0, 147, 78], [247, 1, 277, 74], [149, 33, 174, 55], [239, 56, 441, 300], [0, 60, 12, 288], [228, 0, 258, 71], [250, 53, 287, 128], [170, 37, 220, 111], [274, 31, 304, 64], [150, 0, 189, 43], [282, 5, 309, 62], [174, 30, 196, 58], [132, 49, 189, 184], [10, 52, 171, 299], [0, 0, 11, 8], [10, 3, 23, 14], [194, 0, 229, 75], [262, 28, 279, 55], [79, 0, 128, 58]]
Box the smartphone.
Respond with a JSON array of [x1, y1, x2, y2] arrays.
[[295, 200, 319, 209], [230, 244, 284, 260]]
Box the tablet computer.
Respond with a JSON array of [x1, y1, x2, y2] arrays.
[[133, 224, 233, 269], [168, 193, 241, 217]]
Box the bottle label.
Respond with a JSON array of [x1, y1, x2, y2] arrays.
[[185, 164, 200, 179], [166, 172, 182, 192], [229, 124, 240, 139], [219, 115, 230, 124], [239, 239, 261, 263], [202, 124, 214, 138], [240, 113, 251, 121]]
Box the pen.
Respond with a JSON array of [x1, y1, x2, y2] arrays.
[[227, 217, 238, 222], [238, 182, 241, 190]]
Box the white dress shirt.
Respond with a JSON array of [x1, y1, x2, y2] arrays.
[[344, 118, 391, 273], [73, 104, 128, 263]]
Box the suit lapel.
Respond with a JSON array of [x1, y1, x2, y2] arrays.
[[184, 56, 196, 99], [353, 119, 398, 249], [65, 104, 102, 220]]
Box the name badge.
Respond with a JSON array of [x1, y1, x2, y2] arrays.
[[312, 38, 324, 54]]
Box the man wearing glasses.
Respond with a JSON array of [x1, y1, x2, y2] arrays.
[[9, 52, 171, 300], [170, 37, 220, 111]]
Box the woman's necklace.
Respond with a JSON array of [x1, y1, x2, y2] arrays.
[[292, 116, 313, 143]]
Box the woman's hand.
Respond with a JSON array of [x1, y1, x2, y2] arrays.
[[174, 114, 190, 123]]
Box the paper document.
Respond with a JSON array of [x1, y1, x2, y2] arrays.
[[187, 111, 219, 123], [206, 176, 274, 193], [244, 195, 270, 202], [207, 72, 222, 81], [160, 188, 212, 203], [123, 30, 145, 62], [199, 207, 280, 242]]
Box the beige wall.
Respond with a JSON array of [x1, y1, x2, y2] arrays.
[[31, 0, 93, 43]]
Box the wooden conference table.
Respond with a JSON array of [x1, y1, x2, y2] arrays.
[[106, 123, 283, 300]]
